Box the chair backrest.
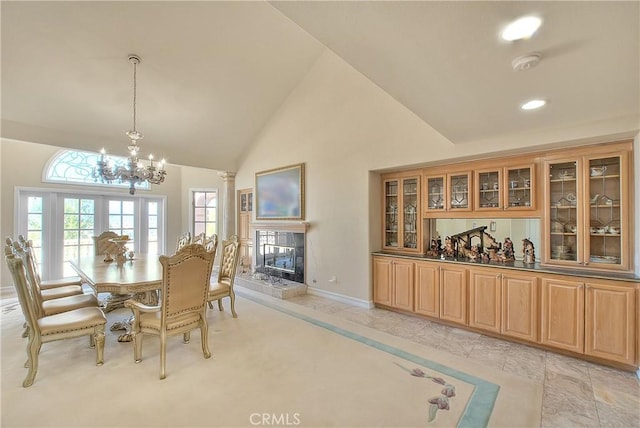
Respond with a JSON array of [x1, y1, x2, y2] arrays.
[[175, 232, 191, 252], [159, 244, 214, 325], [192, 232, 206, 246], [16, 242, 47, 318], [5, 250, 41, 335], [217, 235, 241, 286], [93, 231, 121, 255], [203, 234, 218, 254]]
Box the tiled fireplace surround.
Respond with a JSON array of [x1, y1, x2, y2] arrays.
[[235, 222, 308, 299]]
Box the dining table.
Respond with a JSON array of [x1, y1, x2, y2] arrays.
[[69, 254, 163, 342]]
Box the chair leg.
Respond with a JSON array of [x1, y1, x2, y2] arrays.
[[94, 325, 105, 366], [217, 299, 223, 311], [160, 330, 167, 380], [229, 291, 237, 318], [207, 301, 213, 309], [22, 322, 29, 338], [133, 332, 143, 363], [24, 335, 41, 387], [200, 315, 211, 359], [89, 332, 95, 348], [183, 331, 190, 344]]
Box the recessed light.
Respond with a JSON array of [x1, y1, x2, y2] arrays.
[[502, 16, 542, 41], [521, 99, 546, 110]]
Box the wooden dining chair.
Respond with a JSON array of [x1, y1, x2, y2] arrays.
[[192, 232, 206, 246], [176, 231, 191, 252], [125, 243, 215, 379], [5, 249, 106, 387], [207, 235, 241, 317], [17, 235, 84, 290]]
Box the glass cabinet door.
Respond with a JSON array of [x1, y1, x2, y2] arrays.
[[425, 176, 445, 212], [402, 178, 418, 250], [505, 165, 534, 210], [476, 169, 502, 210], [586, 156, 623, 267], [548, 160, 579, 264], [384, 179, 399, 248], [448, 172, 471, 211]]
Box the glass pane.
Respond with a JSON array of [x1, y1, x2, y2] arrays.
[[123, 201, 134, 215], [64, 198, 78, 213], [148, 202, 157, 215], [248, 193, 253, 211], [588, 156, 621, 265], [194, 192, 205, 207], [80, 230, 94, 245], [478, 171, 500, 208], [80, 199, 94, 214], [507, 167, 532, 208], [548, 161, 578, 262], [194, 223, 205, 235], [205, 208, 216, 222], [122, 215, 134, 229], [27, 231, 42, 247], [149, 216, 158, 228], [64, 230, 79, 245], [28, 214, 43, 230], [109, 200, 121, 214], [384, 180, 398, 247], [148, 229, 158, 241], [450, 174, 469, 209], [206, 193, 217, 207], [205, 223, 216, 236], [402, 178, 418, 249], [64, 214, 78, 229], [109, 215, 122, 229], [28, 197, 43, 213], [426, 177, 444, 210], [194, 208, 205, 222], [148, 242, 158, 256], [80, 214, 94, 229]]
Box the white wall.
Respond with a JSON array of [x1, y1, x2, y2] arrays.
[[235, 49, 639, 303], [0, 138, 225, 290]]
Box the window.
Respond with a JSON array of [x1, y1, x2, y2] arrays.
[[192, 190, 218, 236], [45, 149, 150, 190], [16, 189, 165, 280]]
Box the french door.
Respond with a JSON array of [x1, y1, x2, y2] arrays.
[[16, 188, 165, 280]]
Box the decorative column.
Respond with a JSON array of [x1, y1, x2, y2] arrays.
[[219, 172, 236, 239]]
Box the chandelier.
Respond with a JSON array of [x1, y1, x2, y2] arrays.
[[95, 54, 166, 195]]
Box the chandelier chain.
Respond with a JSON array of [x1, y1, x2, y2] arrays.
[[132, 59, 137, 133]]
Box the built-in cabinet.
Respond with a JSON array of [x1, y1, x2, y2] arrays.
[[237, 188, 253, 262], [475, 164, 536, 212], [382, 171, 422, 253], [373, 254, 638, 369], [543, 144, 631, 272]]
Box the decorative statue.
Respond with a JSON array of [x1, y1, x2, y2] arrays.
[[502, 237, 515, 262], [468, 244, 479, 261], [426, 238, 440, 258], [522, 238, 535, 264], [443, 236, 455, 258]]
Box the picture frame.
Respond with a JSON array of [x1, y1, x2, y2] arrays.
[[255, 163, 305, 220]]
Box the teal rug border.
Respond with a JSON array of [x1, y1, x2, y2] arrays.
[[239, 291, 499, 428]]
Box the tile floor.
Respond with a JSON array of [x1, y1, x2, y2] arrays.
[[286, 293, 640, 428]]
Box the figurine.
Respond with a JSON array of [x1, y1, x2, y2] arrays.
[[426, 238, 440, 258], [522, 238, 535, 264], [502, 237, 515, 262], [443, 236, 455, 258], [103, 251, 113, 263], [468, 244, 479, 261]]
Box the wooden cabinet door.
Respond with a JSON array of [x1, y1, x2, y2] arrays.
[[415, 261, 439, 317], [439, 265, 467, 325], [372, 257, 393, 306], [585, 281, 636, 365], [392, 259, 414, 311], [541, 277, 584, 353], [501, 273, 538, 342], [469, 268, 501, 333]]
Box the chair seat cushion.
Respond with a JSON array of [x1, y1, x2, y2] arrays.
[[40, 276, 83, 290], [208, 282, 230, 299], [38, 307, 106, 336], [139, 310, 202, 332], [41, 285, 83, 300], [42, 293, 98, 316]]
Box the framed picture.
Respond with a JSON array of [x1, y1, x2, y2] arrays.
[[255, 163, 305, 220]]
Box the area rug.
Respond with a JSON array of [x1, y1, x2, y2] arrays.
[[1, 289, 542, 427]]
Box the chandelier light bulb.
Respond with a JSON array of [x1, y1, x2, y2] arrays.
[[501, 16, 542, 41]]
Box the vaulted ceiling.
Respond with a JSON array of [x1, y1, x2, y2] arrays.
[[2, 1, 638, 171]]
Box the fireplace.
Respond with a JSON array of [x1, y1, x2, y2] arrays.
[[252, 222, 307, 284]]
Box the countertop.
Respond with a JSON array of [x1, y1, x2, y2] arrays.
[[372, 251, 640, 283]]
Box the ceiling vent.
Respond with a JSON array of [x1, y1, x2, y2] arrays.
[[512, 53, 541, 71]]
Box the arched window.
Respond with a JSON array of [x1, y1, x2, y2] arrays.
[[44, 149, 150, 190]]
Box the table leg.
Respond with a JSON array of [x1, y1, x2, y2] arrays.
[[111, 290, 159, 343]]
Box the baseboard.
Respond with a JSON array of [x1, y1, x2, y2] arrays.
[[0, 286, 16, 299], [306, 286, 374, 309]]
